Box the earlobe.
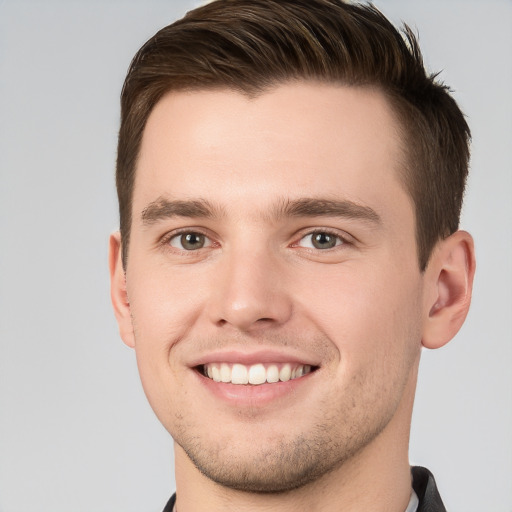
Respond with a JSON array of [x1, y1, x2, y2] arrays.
[[422, 230, 476, 349], [109, 231, 135, 348]]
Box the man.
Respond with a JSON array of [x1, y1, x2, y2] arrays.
[[109, 1, 475, 510]]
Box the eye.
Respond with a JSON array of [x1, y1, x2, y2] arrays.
[[168, 232, 212, 251], [298, 231, 344, 250]]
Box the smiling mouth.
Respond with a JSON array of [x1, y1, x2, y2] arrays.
[[199, 362, 317, 385]]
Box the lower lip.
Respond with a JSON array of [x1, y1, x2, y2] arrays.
[[195, 370, 316, 407]]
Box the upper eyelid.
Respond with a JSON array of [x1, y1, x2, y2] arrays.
[[160, 227, 215, 244]]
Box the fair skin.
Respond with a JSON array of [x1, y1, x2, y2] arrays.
[[110, 82, 475, 512]]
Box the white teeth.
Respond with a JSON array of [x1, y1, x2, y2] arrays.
[[211, 365, 221, 382], [231, 364, 249, 385], [220, 363, 231, 383], [279, 364, 291, 382], [296, 365, 308, 378], [266, 365, 280, 383], [203, 362, 313, 385], [248, 364, 266, 385]]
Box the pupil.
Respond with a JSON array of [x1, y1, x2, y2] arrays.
[[182, 233, 204, 250], [313, 232, 335, 249]]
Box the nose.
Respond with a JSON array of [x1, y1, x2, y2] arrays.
[[207, 247, 293, 332]]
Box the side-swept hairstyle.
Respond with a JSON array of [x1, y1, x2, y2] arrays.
[[117, 0, 470, 270]]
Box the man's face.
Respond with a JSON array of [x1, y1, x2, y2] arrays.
[[119, 83, 427, 491]]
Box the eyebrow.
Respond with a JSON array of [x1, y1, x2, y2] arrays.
[[140, 196, 381, 226], [141, 197, 222, 225], [275, 197, 381, 224]]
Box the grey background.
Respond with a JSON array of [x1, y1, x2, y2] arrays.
[[0, 1, 510, 511]]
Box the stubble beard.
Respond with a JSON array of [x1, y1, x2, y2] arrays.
[[171, 390, 397, 494], [146, 323, 421, 494]]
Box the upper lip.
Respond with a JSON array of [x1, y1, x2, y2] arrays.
[[188, 349, 321, 368]]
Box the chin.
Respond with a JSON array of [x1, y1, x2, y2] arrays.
[[175, 422, 381, 493], [183, 442, 333, 493]]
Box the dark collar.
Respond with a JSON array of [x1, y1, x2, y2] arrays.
[[412, 466, 447, 512], [162, 493, 175, 512]]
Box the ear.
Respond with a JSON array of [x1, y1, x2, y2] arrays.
[[422, 230, 476, 349], [109, 231, 135, 348]]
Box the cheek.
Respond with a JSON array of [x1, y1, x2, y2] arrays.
[[127, 265, 195, 423], [126, 262, 205, 349], [295, 261, 423, 363], [301, 264, 423, 420]]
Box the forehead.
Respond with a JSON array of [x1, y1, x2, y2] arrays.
[[134, 82, 410, 223]]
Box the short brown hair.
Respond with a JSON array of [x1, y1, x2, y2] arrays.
[[116, 0, 470, 270]]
